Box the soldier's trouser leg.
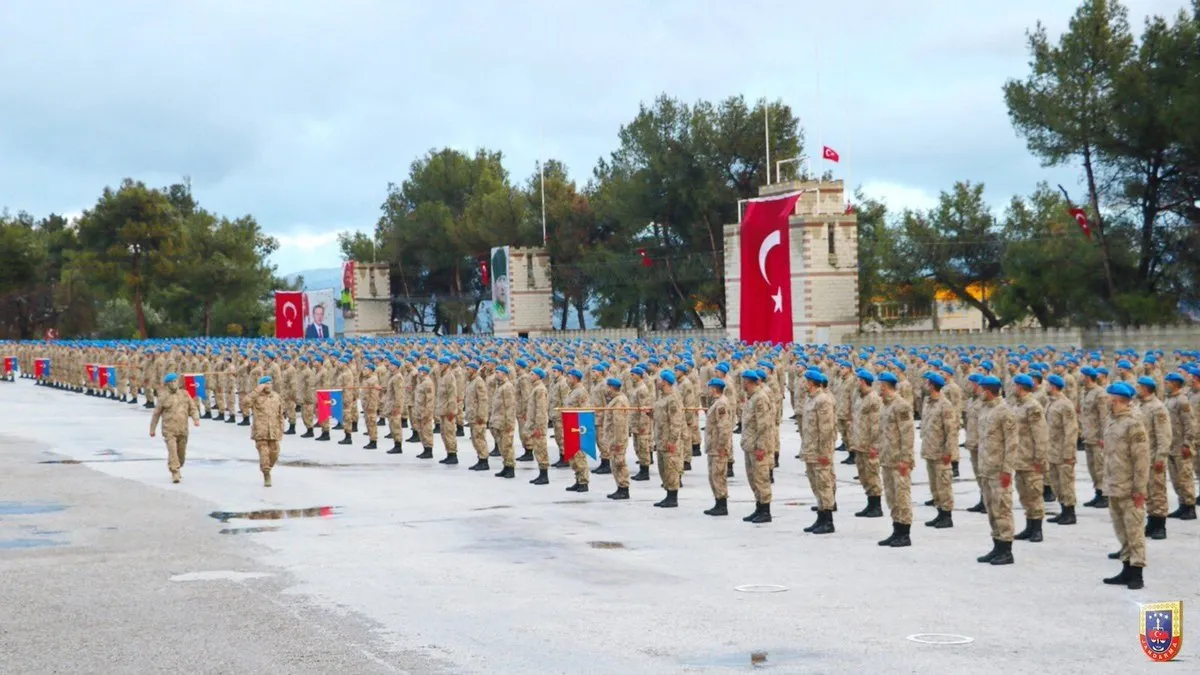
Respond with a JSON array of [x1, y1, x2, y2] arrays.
[[658, 448, 681, 491], [417, 418, 434, 448], [570, 447, 589, 484], [1147, 460, 1169, 517], [341, 406, 354, 433], [670, 442, 686, 477], [517, 418, 529, 450], [747, 450, 771, 503], [365, 408, 378, 441], [708, 452, 729, 499], [611, 441, 629, 488], [927, 458, 954, 511], [1016, 470, 1044, 519], [553, 421, 564, 453], [688, 417, 700, 448], [440, 418, 457, 454], [303, 404, 315, 429], [286, 399, 297, 425], [1168, 454, 1196, 505], [883, 466, 913, 525], [837, 418, 849, 448], [634, 433, 651, 466], [498, 427, 515, 467], [1055, 462, 1077, 507], [1084, 443, 1104, 492], [532, 436, 548, 470], [854, 449, 881, 496], [596, 422, 608, 461], [165, 435, 183, 475], [1109, 496, 1146, 567], [984, 476, 1014, 542], [470, 423, 488, 459], [389, 415, 403, 442], [968, 447, 982, 491], [807, 461, 836, 510]]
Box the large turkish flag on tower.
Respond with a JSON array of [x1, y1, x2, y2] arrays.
[[275, 291, 305, 339], [740, 192, 802, 344]]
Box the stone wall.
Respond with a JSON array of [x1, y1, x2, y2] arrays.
[[843, 325, 1200, 352]]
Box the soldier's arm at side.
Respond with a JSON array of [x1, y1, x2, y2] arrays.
[[1130, 423, 1150, 498], [1001, 412, 1018, 475]]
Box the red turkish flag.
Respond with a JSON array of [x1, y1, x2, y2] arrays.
[[1068, 207, 1092, 239], [740, 192, 801, 344], [822, 146, 840, 162], [275, 291, 305, 339]]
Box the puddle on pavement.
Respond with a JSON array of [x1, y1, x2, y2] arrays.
[[219, 526, 283, 535], [40, 458, 159, 464], [208, 506, 336, 523], [0, 501, 67, 516], [0, 538, 66, 550], [587, 541, 625, 550], [470, 505, 513, 512], [94, 449, 122, 457]]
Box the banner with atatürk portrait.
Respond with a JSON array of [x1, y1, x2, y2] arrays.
[[490, 246, 510, 324]]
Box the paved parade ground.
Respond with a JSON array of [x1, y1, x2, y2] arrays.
[[0, 378, 1195, 674]]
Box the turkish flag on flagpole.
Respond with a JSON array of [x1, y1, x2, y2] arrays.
[[740, 192, 802, 344], [822, 146, 839, 162], [275, 291, 305, 339]]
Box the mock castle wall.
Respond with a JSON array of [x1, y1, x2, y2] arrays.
[[346, 262, 392, 336], [497, 247, 553, 338], [724, 179, 859, 345]]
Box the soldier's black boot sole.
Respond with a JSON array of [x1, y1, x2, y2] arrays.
[[1126, 565, 1144, 590], [989, 541, 1014, 565], [703, 498, 727, 515], [1103, 562, 1131, 585]]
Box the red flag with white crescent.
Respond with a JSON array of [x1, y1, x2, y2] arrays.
[[275, 291, 305, 339], [740, 192, 801, 344]]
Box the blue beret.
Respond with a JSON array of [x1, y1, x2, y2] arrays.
[[532, 367, 547, 379], [967, 373, 983, 384], [496, 365, 510, 374], [980, 360, 994, 372], [856, 368, 875, 384], [606, 377, 622, 388], [1097, 367, 1110, 376], [878, 372, 898, 385], [1117, 359, 1133, 370], [466, 362, 480, 370], [592, 364, 606, 373], [1014, 374, 1035, 389], [708, 378, 726, 389], [804, 369, 825, 384], [740, 369, 759, 382], [1145, 355, 1157, 364], [923, 371, 946, 388], [163, 373, 178, 384], [1165, 372, 1184, 384], [630, 367, 645, 376], [552, 364, 564, 372], [980, 375, 1003, 389], [513, 359, 527, 369], [674, 363, 689, 373], [716, 361, 730, 374], [258, 375, 272, 384], [1136, 376, 1157, 390], [568, 368, 583, 380], [1107, 382, 1135, 398], [1047, 374, 1065, 389], [659, 370, 676, 385]]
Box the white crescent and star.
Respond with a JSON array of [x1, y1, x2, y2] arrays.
[[756, 230, 784, 313], [283, 301, 298, 328]]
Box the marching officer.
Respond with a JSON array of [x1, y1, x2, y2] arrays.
[[246, 375, 286, 487], [148, 372, 200, 484]]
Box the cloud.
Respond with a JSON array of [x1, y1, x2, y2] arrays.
[[859, 181, 939, 214]]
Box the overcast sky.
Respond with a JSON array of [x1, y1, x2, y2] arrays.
[[0, 0, 1188, 275]]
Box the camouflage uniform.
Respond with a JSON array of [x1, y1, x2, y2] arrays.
[[1046, 391, 1080, 508], [1137, 395, 1173, 519], [1164, 389, 1196, 509], [149, 379, 199, 481], [978, 397, 1018, 542], [920, 393, 958, 513], [246, 384, 286, 486], [741, 385, 773, 504], [880, 391, 915, 526], [604, 389, 631, 489], [1105, 406, 1150, 568], [705, 391, 734, 500], [801, 387, 838, 511]]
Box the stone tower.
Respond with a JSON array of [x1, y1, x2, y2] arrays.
[[723, 179, 859, 345], [494, 247, 553, 338]]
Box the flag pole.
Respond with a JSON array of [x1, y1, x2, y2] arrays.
[[764, 98, 771, 185], [540, 159, 548, 246], [814, 39, 823, 214]]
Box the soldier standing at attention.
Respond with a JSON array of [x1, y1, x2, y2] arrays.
[[526, 368, 553, 486], [385, 358, 407, 454], [550, 365, 569, 467], [629, 367, 654, 481], [337, 357, 358, 444], [465, 362, 491, 470], [920, 371, 957, 529], [590, 364, 612, 474], [1045, 374, 1080, 525], [603, 378, 632, 500], [413, 366, 436, 459], [976, 375, 1018, 565], [148, 373, 200, 484], [360, 363, 381, 449], [437, 357, 459, 465], [1012, 374, 1048, 544], [491, 366, 518, 480], [1163, 373, 1196, 520], [852, 369, 884, 518], [801, 370, 838, 534], [941, 364, 964, 477], [876, 372, 915, 548], [1102, 381, 1149, 590], [677, 363, 701, 464], [1136, 377, 1173, 540], [299, 356, 317, 437], [557, 368, 589, 488], [1079, 367, 1110, 508], [246, 375, 286, 487], [740, 370, 773, 523], [702, 378, 734, 516], [653, 370, 685, 509]]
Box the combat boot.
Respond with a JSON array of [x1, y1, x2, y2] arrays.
[[654, 490, 678, 508], [201, 410, 212, 420], [747, 502, 770, 523], [1108, 551, 1121, 559], [128, 396, 139, 405], [632, 465, 650, 481], [516, 449, 534, 462], [989, 541, 1014, 565], [384, 431, 393, 439], [338, 432, 353, 445], [1103, 562, 1131, 585], [363, 440, 377, 450], [239, 415, 251, 426], [803, 512, 823, 532], [841, 452, 856, 466], [1093, 491, 1109, 508], [316, 430, 330, 441], [924, 510, 948, 528], [301, 427, 314, 438], [951, 461, 960, 478], [495, 466, 515, 478], [1014, 518, 1036, 541], [810, 510, 835, 535], [967, 498, 987, 513], [810, 503, 837, 512], [1126, 565, 1144, 590], [214, 413, 225, 422], [703, 498, 727, 516], [144, 401, 154, 409], [416, 447, 433, 459], [607, 487, 630, 500], [742, 503, 763, 521], [378, 417, 386, 427], [491, 444, 501, 458], [684, 461, 692, 471], [855, 495, 883, 518], [976, 538, 1001, 562], [432, 423, 440, 434], [565, 482, 587, 492], [1146, 515, 1167, 540], [594, 459, 612, 474], [406, 429, 420, 443], [170, 470, 181, 484], [468, 458, 489, 471], [726, 463, 734, 478], [530, 469, 549, 484], [285, 422, 296, 435], [456, 424, 465, 437], [401, 418, 408, 428], [1168, 503, 1196, 520], [878, 523, 900, 547], [1054, 505, 1077, 525], [438, 453, 458, 465], [691, 444, 701, 457], [552, 455, 568, 468], [334, 421, 344, 430], [1028, 519, 1043, 542], [889, 523, 912, 547], [226, 415, 237, 424], [923, 499, 935, 507], [387, 442, 403, 454], [1043, 485, 1055, 503]]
